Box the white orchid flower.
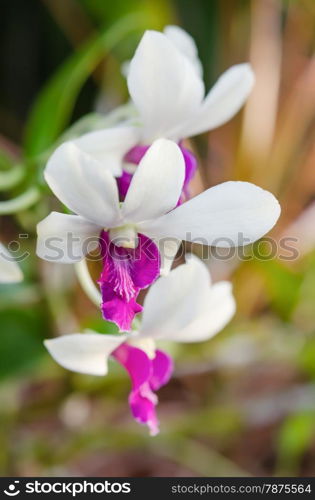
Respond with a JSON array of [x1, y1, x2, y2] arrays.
[[73, 26, 255, 179], [44, 254, 236, 434], [37, 138, 280, 331]]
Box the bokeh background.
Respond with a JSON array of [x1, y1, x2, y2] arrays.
[[1, 0, 315, 477]]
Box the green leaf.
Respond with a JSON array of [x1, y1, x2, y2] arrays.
[[252, 256, 303, 320], [79, 0, 172, 31], [0, 306, 47, 379], [81, 315, 119, 335], [276, 413, 315, 475], [23, 14, 145, 158], [59, 104, 137, 143], [298, 338, 315, 379]]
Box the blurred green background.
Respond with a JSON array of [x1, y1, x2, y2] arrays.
[[1, 0, 315, 477]]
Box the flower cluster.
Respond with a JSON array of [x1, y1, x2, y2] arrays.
[[38, 26, 281, 434]]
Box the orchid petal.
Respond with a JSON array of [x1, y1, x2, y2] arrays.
[[122, 139, 185, 223], [37, 212, 101, 263], [150, 349, 173, 390], [164, 25, 203, 77], [113, 343, 158, 434], [45, 142, 121, 227], [140, 254, 235, 342], [113, 343, 173, 435], [140, 254, 211, 338], [44, 332, 126, 376], [73, 125, 140, 177], [0, 243, 23, 283], [139, 181, 281, 247], [128, 30, 204, 141], [177, 64, 255, 138], [164, 281, 236, 342]]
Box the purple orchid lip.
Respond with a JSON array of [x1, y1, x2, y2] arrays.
[[112, 343, 173, 435], [117, 143, 197, 202], [98, 231, 160, 332], [116, 170, 133, 200], [124, 144, 150, 164]]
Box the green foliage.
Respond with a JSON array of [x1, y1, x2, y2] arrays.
[[81, 316, 120, 335], [23, 14, 146, 158], [251, 256, 303, 320], [277, 413, 315, 475], [79, 0, 173, 29], [0, 306, 47, 379], [298, 338, 315, 379]]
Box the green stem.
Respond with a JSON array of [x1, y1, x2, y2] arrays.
[[0, 186, 41, 214], [75, 259, 101, 307], [0, 164, 24, 191]]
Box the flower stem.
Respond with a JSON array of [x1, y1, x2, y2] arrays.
[[0, 164, 24, 190], [75, 259, 101, 307], [0, 186, 40, 214]]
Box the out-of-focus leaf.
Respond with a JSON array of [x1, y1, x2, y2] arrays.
[[174, 0, 219, 86], [60, 104, 136, 142], [276, 413, 315, 475], [292, 253, 315, 331], [0, 307, 47, 379], [24, 14, 145, 158], [183, 407, 242, 442], [79, 0, 172, 31], [0, 283, 40, 308], [0, 150, 24, 190], [0, 164, 24, 191], [0, 150, 13, 170], [251, 253, 303, 320], [298, 338, 315, 379], [81, 315, 119, 335]]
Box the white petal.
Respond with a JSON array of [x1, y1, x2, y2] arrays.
[[166, 281, 236, 342], [73, 125, 139, 177], [139, 254, 235, 343], [122, 139, 185, 223], [37, 212, 101, 263], [164, 25, 203, 77], [45, 142, 121, 227], [0, 243, 23, 283], [128, 30, 204, 141], [140, 254, 211, 338], [177, 64, 255, 138], [139, 181, 281, 247], [122, 26, 203, 80], [44, 332, 126, 376]]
